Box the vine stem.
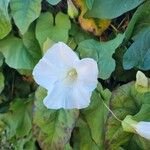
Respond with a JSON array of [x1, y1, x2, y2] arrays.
[[98, 93, 122, 122], [102, 98, 122, 122]]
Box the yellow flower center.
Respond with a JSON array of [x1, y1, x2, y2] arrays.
[[68, 68, 77, 80]]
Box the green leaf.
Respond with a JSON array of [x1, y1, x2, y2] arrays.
[[33, 87, 79, 150], [36, 12, 71, 48], [86, 0, 144, 19], [0, 35, 33, 69], [0, 0, 11, 39], [0, 72, 4, 94], [72, 119, 99, 150], [64, 144, 73, 150], [46, 0, 61, 5], [80, 84, 111, 149], [69, 23, 95, 43], [0, 52, 4, 67], [77, 34, 124, 79], [123, 27, 150, 70], [0, 30, 41, 70], [133, 104, 150, 121], [85, 0, 94, 10], [0, 99, 32, 139], [42, 38, 55, 54], [13, 133, 36, 150], [22, 24, 42, 65], [113, 47, 136, 82], [125, 1, 150, 40], [105, 82, 150, 149], [10, 0, 42, 34]]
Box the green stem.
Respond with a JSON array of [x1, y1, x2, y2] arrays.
[[98, 92, 122, 122]]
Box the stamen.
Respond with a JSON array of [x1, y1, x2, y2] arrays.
[[68, 68, 77, 79]]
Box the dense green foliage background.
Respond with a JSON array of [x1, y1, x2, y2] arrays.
[[0, 0, 150, 149]]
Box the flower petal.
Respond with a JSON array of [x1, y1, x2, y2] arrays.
[[32, 58, 59, 90], [43, 80, 92, 109], [43, 42, 79, 68], [75, 58, 98, 91], [33, 42, 78, 90], [43, 81, 70, 109], [135, 121, 150, 140], [69, 81, 92, 109]]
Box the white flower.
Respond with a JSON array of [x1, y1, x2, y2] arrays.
[[135, 121, 150, 140], [136, 71, 148, 87], [122, 115, 150, 140], [32, 42, 98, 109], [135, 71, 150, 93]]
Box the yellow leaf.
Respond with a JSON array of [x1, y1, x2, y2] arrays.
[[74, 0, 111, 36]]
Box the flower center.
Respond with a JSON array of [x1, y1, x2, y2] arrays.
[[67, 68, 77, 80]]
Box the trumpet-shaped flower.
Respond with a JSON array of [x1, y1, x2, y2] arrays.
[[33, 42, 98, 109], [135, 121, 150, 140], [122, 115, 150, 140]]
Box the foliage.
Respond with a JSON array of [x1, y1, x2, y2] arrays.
[[0, 0, 150, 150], [105, 82, 150, 149], [33, 87, 79, 149], [0, 0, 11, 40], [85, 0, 144, 19], [77, 34, 124, 79], [10, 0, 42, 34]]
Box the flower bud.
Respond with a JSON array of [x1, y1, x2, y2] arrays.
[[67, 0, 78, 19], [135, 71, 149, 93]]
